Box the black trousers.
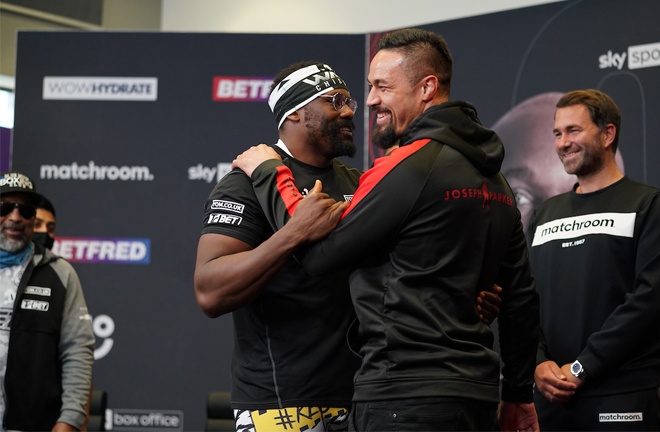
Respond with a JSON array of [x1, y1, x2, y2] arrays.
[[535, 387, 660, 431], [348, 396, 499, 431]]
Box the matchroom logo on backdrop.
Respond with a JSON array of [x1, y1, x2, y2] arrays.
[[40, 161, 155, 181]]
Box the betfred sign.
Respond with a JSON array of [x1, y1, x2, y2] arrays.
[[212, 76, 272, 101]]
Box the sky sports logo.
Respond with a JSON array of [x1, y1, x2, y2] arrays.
[[52, 238, 151, 264], [43, 77, 158, 101], [213, 76, 273, 101], [599, 41, 660, 70]]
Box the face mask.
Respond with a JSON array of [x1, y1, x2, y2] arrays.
[[33, 232, 55, 250]]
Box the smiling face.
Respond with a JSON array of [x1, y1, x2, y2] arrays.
[[553, 104, 610, 178], [302, 89, 356, 160], [367, 49, 427, 149]]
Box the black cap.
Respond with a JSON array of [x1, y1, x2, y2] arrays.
[[0, 172, 42, 204]]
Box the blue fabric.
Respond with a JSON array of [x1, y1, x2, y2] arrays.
[[0, 244, 32, 268]]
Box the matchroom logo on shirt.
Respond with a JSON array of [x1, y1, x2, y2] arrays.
[[531, 212, 636, 247]]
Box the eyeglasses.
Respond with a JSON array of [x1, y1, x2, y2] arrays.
[[319, 93, 358, 112], [0, 201, 36, 219]]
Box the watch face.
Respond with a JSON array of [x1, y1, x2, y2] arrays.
[[571, 362, 582, 374]]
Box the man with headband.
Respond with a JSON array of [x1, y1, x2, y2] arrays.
[[194, 61, 362, 432]]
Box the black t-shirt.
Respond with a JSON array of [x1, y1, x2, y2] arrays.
[[531, 177, 660, 396], [201, 146, 362, 409]]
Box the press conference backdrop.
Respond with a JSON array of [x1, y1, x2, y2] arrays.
[[11, 0, 660, 429], [12, 32, 366, 431]]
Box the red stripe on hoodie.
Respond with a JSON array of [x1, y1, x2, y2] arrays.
[[274, 164, 304, 216], [342, 138, 431, 219]]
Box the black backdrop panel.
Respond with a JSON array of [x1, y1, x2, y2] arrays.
[[12, 31, 365, 431], [420, 0, 660, 187]]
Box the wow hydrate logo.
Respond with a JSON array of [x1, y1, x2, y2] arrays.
[[43, 77, 158, 101], [52, 238, 150, 264], [599, 41, 660, 70], [213, 76, 273, 101]]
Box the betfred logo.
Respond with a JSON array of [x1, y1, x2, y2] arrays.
[[213, 76, 273, 101], [52, 237, 151, 264]]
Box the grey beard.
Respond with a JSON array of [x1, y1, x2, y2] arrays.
[[0, 236, 28, 253]]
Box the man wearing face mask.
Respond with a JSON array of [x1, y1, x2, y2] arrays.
[[0, 171, 94, 431], [33, 195, 57, 250]]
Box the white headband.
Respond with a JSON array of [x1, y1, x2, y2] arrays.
[[268, 63, 348, 129]]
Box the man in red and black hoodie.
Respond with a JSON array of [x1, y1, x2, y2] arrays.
[[234, 28, 540, 432]]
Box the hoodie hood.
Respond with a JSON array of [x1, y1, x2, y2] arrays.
[[31, 240, 60, 268], [400, 100, 504, 176]]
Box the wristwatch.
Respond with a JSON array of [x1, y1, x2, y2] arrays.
[[570, 360, 588, 380]]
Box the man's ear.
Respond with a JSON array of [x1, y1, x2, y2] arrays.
[[420, 75, 439, 102], [602, 123, 616, 150], [286, 110, 301, 124]]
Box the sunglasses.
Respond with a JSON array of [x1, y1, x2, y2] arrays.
[[0, 201, 37, 219], [319, 93, 358, 112]]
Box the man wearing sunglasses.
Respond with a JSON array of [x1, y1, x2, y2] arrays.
[[0, 171, 95, 432]]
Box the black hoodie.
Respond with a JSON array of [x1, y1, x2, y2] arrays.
[[251, 100, 539, 404]]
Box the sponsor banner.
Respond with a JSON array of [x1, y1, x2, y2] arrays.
[[52, 237, 151, 264], [628, 41, 660, 70], [188, 162, 232, 183], [598, 40, 660, 71], [107, 409, 184, 431], [40, 162, 155, 181], [598, 50, 628, 70], [43, 77, 158, 101], [212, 76, 273, 101], [532, 212, 636, 247]]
